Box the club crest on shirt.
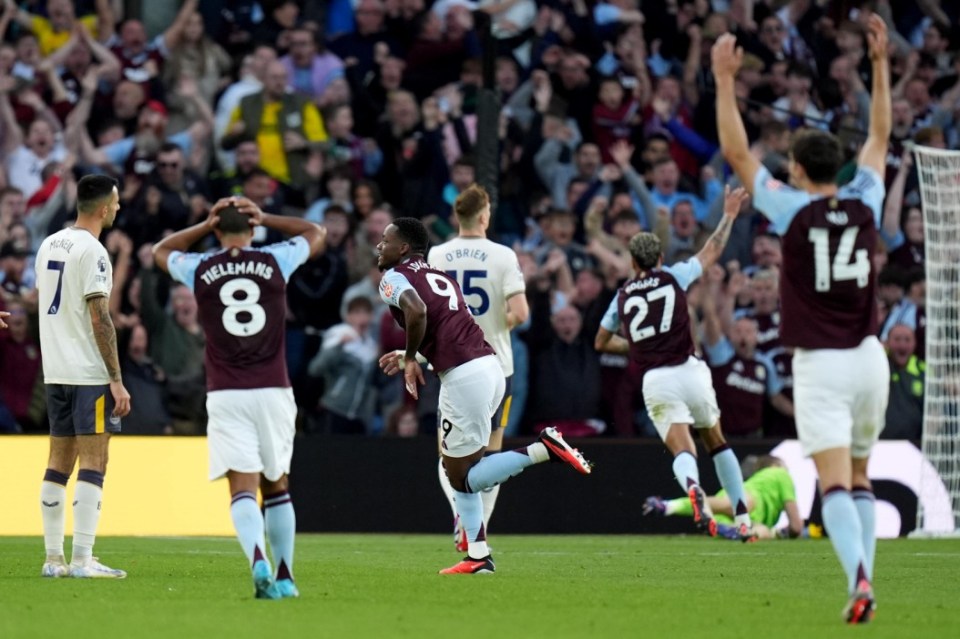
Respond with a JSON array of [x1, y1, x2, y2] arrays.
[[381, 282, 394, 298]]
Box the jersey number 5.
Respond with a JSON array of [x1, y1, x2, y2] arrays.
[[623, 285, 675, 342], [808, 227, 870, 292], [220, 278, 266, 337], [444, 269, 490, 316]]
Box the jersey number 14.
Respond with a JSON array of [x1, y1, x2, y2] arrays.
[[808, 227, 870, 292]]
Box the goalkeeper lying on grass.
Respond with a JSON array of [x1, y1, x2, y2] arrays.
[[645, 455, 805, 540]]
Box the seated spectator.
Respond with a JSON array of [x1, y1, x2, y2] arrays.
[[882, 324, 924, 440], [308, 295, 379, 434], [328, 0, 401, 80]]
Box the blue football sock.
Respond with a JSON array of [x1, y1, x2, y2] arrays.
[[465, 450, 535, 493], [672, 451, 700, 493], [453, 490, 489, 559], [264, 491, 296, 581], [712, 446, 750, 524], [821, 488, 867, 593], [230, 492, 267, 570], [852, 489, 876, 580]]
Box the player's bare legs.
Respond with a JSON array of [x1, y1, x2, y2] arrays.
[[812, 447, 873, 622], [701, 423, 755, 540], [40, 437, 78, 576], [261, 474, 298, 597], [227, 471, 279, 599]]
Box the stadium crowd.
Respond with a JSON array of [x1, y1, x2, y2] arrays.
[[0, 0, 954, 439]]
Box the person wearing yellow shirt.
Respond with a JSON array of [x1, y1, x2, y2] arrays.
[[222, 61, 326, 200], [5, 0, 115, 56]]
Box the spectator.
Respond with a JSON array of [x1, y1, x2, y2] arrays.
[[328, 0, 400, 80], [222, 60, 327, 198], [0, 301, 41, 430], [280, 27, 345, 104], [6, 0, 114, 56], [523, 257, 603, 435], [214, 45, 277, 172], [308, 295, 379, 434], [119, 324, 173, 435], [138, 250, 206, 434], [881, 324, 924, 440]]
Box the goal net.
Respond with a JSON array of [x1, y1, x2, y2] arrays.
[[912, 145, 960, 536]]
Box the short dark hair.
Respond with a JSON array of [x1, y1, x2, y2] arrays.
[[217, 204, 252, 235], [243, 167, 272, 183], [790, 129, 843, 184], [77, 175, 118, 214], [393, 217, 429, 255], [158, 142, 183, 156]]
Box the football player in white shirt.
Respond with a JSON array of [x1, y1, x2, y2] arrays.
[[35, 174, 131, 579], [428, 184, 529, 551]]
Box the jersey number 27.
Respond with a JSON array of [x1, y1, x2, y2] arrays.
[[623, 285, 676, 342]]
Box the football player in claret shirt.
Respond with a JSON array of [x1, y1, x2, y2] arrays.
[[595, 186, 758, 543], [153, 196, 325, 599], [712, 13, 892, 624], [377, 217, 591, 575]]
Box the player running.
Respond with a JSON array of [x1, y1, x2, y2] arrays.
[[377, 217, 590, 575], [153, 197, 326, 599], [712, 14, 891, 624], [595, 186, 758, 542], [427, 184, 529, 552]]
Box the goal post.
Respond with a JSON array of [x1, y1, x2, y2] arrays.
[[910, 144, 960, 536]]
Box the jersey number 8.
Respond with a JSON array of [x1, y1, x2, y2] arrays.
[[220, 278, 266, 337]]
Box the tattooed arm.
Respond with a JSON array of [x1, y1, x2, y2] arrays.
[[88, 294, 131, 417], [695, 186, 749, 271]]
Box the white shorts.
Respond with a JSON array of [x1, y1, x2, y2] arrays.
[[793, 336, 890, 457], [642, 356, 721, 440], [438, 355, 505, 458], [206, 387, 297, 481]]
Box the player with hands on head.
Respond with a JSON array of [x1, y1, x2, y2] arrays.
[[153, 196, 325, 600], [36, 174, 131, 580], [595, 185, 759, 542], [712, 14, 891, 624], [377, 216, 591, 575]]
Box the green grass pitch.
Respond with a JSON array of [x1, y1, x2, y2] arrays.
[[1, 535, 958, 639]]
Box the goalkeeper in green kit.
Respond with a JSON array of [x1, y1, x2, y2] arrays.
[[644, 456, 805, 539]]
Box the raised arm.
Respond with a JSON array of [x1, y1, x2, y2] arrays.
[[694, 186, 749, 270], [160, 0, 199, 52], [94, 0, 116, 43], [857, 14, 891, 176], [712, 35, 762, 193], [881, 151, 911, 240], [0, 88, 23, 154], [4, 0, 33, 30]]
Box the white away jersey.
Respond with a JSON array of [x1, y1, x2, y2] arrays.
[[428, 238, 525, 376], [36, 227, 113, 384]]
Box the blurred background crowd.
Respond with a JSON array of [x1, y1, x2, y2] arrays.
[[0, 0, 954, 440]]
